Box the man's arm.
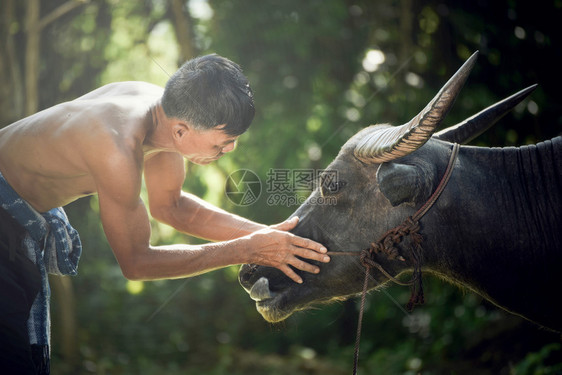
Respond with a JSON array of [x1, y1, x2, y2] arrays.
[[144, 151, 266, 241], [96, 149, 329, 283]]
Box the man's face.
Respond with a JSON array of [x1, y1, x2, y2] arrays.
[[178, 124, 238, 165]]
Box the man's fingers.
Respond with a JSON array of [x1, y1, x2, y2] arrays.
[[294, 247, 330, 263], [289, 256, 320, 274], [279, 265, 303, 284], [292, 235, 327, 254], [271, 216, 299, 231], [249, 225, 330, 283]]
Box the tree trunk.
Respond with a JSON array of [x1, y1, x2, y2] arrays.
[[399, 0, 414, 62], [50, 275, 78, 367], [24, 0, 40, 116], [0, 0, 24, 127], [170, 0, 198, 63]]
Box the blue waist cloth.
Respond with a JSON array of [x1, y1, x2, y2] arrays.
[[0, 170, 82, 348]]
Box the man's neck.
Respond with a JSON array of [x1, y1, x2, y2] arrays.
[[143, 103, 176, 156]]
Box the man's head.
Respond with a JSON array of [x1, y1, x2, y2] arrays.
[[161, 54, 255, 137]]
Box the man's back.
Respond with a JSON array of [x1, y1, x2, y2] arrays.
[[0, 81, 163, 212]]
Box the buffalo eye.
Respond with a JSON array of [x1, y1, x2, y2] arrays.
[[322, 179, 347, 194]]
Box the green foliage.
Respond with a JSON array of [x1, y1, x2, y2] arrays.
[[18, 0, 562, 373], [514, 344, 562, 375]]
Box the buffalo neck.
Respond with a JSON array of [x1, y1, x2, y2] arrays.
[[419, 136, 562, 330]]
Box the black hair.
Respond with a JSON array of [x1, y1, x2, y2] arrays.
[[161, 54, 255, 136]]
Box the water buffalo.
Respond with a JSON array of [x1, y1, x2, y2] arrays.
[[238, 52, 562, 333]]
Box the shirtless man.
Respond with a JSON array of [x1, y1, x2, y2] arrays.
[[0, 54, 329, 374]]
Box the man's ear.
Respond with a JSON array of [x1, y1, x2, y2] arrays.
[[172, 122, 190, 141]]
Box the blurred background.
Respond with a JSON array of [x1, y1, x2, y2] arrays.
[[1, 0, 561, 374]]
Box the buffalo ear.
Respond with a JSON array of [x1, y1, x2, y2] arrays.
[[376, 162, 425, 206]]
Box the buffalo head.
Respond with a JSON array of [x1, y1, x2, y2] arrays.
[[239, 52, 538, 323]]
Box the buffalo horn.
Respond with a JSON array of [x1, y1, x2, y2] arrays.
[[354, 51, 478, 164], [433, 84, 537, 144]]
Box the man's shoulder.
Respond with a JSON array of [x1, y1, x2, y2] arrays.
[[68, 82, 162, 129], [75, 81, 164, 101]]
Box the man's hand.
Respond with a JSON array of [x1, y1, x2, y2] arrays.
[[242, 217, 330, 284]]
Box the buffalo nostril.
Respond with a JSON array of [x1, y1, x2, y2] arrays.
[[240, 271, 250, 283], [239, 264, 259, 285]]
